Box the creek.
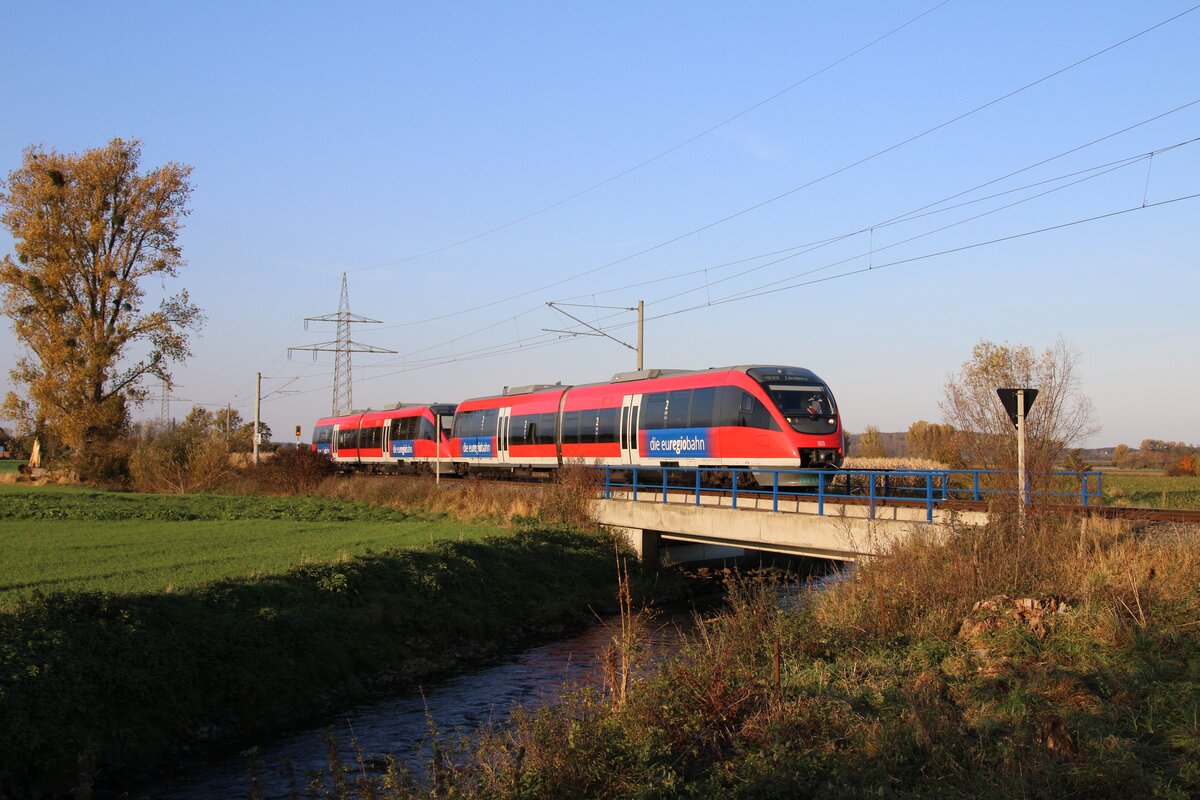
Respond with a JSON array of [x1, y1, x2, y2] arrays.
[[128, 611, 692, 799]]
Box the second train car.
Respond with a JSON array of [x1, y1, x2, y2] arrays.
[[312, 403, 458, 472]]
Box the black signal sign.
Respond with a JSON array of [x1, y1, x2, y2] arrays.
[[996, 388, 1038, 428]]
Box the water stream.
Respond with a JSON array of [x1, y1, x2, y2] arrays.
[[130, 613, 692, 799]]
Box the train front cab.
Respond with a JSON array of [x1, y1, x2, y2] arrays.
[[593, 366, 842, 486]]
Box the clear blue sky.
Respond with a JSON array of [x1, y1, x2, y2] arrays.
[[2, 1, 1197, 448]]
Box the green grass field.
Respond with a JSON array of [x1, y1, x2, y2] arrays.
[[1098, 471, 1200, 509], [0, 459, 24, 474], [0, 484, 511, 607]]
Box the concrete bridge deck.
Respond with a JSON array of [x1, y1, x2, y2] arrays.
[[592, 488, 988, 565]]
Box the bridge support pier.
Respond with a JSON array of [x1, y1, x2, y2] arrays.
[[612, 525, 660, 569]]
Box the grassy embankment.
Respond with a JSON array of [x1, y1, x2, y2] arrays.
[[292, 510, 1200, 799], [0, 481, 622, 797]]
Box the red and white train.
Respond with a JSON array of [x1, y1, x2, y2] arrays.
[[312, 365, 844, 485], [312, 403, 459, 471]]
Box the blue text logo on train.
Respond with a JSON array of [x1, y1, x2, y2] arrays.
[[460, 436, 494, 458], [645, 428, 711, 458], [391, 440, 415, 458]]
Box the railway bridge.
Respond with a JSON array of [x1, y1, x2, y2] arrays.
[[588, 466, 1099, 566]]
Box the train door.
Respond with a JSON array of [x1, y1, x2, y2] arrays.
[[619, 394, 641, 464], [497, 407, 511, 464], [331, 424, 340, 460]]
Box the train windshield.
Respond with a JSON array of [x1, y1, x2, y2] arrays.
[[747, 367, 838, 435]]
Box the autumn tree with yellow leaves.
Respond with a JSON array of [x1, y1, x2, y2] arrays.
[[0, 138, 202, 479], [940, 339, 1097, 484]]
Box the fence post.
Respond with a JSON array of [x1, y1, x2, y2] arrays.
[[695, 468, 701, 507], [732, 471, 739, 509], [926, 473, 934, 522], [605, 467, 611, 499], [772, 472, 779, 512], [662, 468, 668, 505], [818, 471, 825, 516], [868, 471, 876, 520], [633, 467, 638, 502], [1081, 472, 1088, 507]]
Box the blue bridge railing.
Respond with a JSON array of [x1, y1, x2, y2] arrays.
[[593, 466, 1103, 522]]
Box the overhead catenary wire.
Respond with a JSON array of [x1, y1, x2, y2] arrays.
[[555, 98, 1200, 304], [346, 0, 957, 276], [351, 132, 1200, 376], [334, 185, 1200, 386], [352, 3, 1200, 333]]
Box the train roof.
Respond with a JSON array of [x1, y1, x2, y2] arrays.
[[458, 365, 829, 405], [609, 365, 824, 383], [314, 402, 457, 425]]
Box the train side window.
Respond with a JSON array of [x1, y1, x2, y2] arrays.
[[597, 407, 618, 443], [690, 387, 715, 428], [360, 426, 379, 449], [562, 411, 580, 444], [666, 389, 691, 428], [735, 391, 780, 430], [642, 392, 667, 430], [576, 409, 596, 444], [537, 413, 555, 445], [418, 417, 434, 440]]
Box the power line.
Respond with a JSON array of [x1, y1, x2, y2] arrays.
[[359, 4, 1200, 331], [648, 191, 1200, 320], [348, 0, 956, 275], [556, 99, 1200, 304], [350, 185, 1199, 382], [365, 131, 1200, 372]]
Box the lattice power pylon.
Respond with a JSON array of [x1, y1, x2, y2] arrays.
[[289, 273, 396, 415]]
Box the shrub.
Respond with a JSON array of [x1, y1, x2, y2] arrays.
[[129, 428, 230, 493], [246, 447, 336, 494], [1166, 454, 1197, 477], [539, 459, 600, 527]]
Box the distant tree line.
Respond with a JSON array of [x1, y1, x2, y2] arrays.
[[1112, 440, 1199, 476]]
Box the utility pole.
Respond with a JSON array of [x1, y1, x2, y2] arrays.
[[545, 300, 645, 371], [253, 371, 262, 465], [289, 273, 396, 416], [637, 300, 644, 371]]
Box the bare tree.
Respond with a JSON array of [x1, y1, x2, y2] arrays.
[[940, 338, 1098, 483]]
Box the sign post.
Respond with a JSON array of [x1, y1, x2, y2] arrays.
[[436, 414, 442, 487], [997, 387, 1039, 522]]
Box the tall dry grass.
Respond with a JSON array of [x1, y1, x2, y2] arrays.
[[275, 463, 602, 529], [814, 509, 1200, 644]]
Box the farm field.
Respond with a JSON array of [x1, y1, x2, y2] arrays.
[[0, 484, 510, 608], [1099, 471, 1200, 509]]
